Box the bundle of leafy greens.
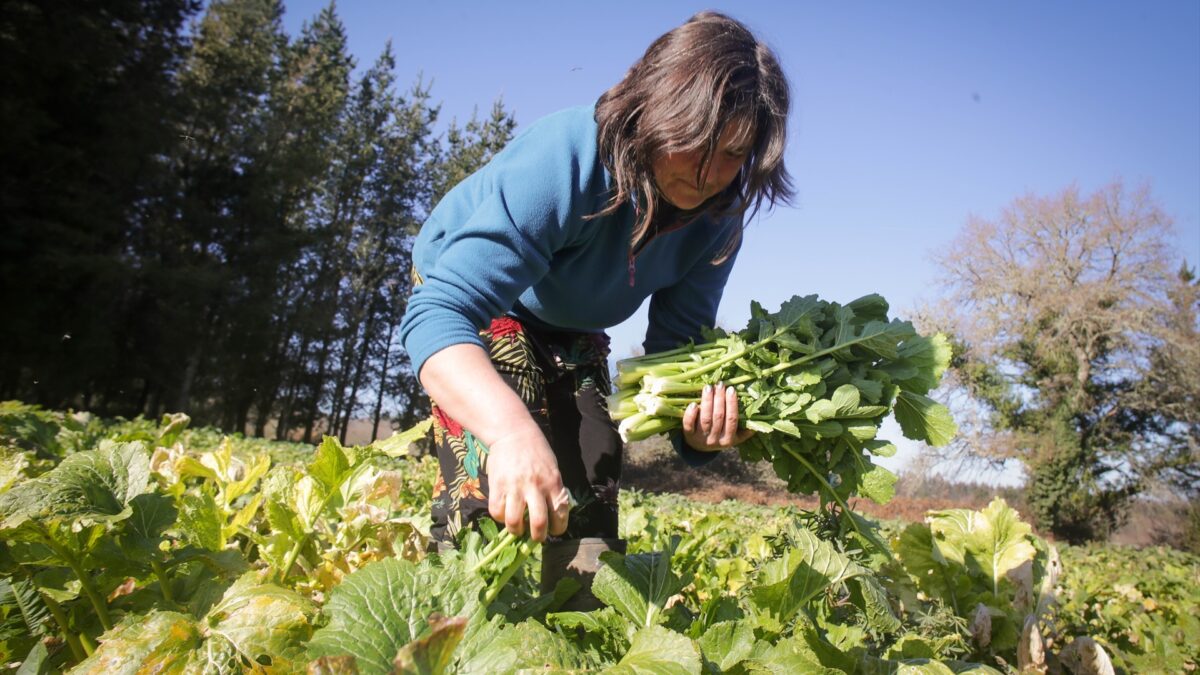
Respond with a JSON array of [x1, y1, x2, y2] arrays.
[[609, 293, 956, 510]]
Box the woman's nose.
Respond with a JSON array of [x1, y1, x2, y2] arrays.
[[704, 156, 741, 190]]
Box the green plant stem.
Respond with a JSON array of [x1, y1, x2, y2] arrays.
[[79, 630, 96, 656], [470, 530, 516, 574], [664, 331, 787, 383], [780, 445, 864, 540], [40, 591, 87, 661], [44, 535, 112, 632], [482, 540, 533, 606], [619, 343, 724, 366], [659, 329, 881, 394], [278, 537, 307, 584], [619, 413, 682, 442], [276, 486, 343, 583], [150, 558, 178, 607]]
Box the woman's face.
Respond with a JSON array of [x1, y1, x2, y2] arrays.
[[652, 120, 753, 210]]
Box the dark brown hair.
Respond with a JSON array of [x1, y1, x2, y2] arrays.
[[594, 11, 793, 261]]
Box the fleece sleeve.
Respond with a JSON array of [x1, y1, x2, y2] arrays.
[[643, 223, 742, 467], [399, 126, 591, 377]]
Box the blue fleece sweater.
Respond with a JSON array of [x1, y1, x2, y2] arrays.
[[399, 105, 740, 464]]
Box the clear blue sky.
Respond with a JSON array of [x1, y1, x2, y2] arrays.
[[282, 1, 1200, 483]]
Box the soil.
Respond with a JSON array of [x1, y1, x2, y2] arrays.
[[620, 437, 988, 523]]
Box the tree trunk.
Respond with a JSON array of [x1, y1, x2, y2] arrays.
[[303, 336, 332, 444], [174, 348, 200, 414], [340, 312, 377, 443], [371, 322, 396, 443]]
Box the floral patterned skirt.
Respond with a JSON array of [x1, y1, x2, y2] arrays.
[[426, 314, 623, 547]]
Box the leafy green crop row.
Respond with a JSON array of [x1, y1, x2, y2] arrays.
[[1, 403, 1195, 673]]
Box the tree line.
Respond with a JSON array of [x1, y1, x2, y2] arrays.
[[1, 0, 514, 443]]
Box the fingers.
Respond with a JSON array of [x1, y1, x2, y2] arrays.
[[681, 382, 748, 451], [683, 398, 699, 433], [549, 486, 570, 537], [488, 480, 569, 541], [488, 487, 506, 525], [504, 491, 525, 537], [526, 488, 549, 542], [698, 384, 714, 436], [720, 385, 739, 446], [707, 383, 728, 446]]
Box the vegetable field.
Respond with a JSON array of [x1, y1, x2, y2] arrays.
[[1, 403, 1196, 673]]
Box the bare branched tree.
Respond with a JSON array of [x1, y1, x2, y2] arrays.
[[918, 181, 1196, 543]]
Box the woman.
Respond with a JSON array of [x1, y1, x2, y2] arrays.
[[399, 11, 791, 606]]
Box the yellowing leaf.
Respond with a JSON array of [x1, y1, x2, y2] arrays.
[[929, 498, 1038, 598]]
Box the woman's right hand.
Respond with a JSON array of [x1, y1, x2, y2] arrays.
[[485, 423, 570, 542], [418, 343, 570, 543]]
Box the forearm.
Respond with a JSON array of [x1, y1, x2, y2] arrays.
[[418, 343, 540, 446]]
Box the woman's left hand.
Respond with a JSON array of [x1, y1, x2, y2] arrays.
[[682, 382, 755, 452]]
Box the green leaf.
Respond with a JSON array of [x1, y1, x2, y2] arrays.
[[740, 634, 842, 674], [844, 420, 880, 441], [783, 369, 823, 390], [859, 461, 898, 505], [697, 620, 757, 672], [173, 549, 249, 618], [263, 467, 303, 542], [457, 619, 590, 674], [745, 420, 776, 435], [156, 412, 190, 447], [373, 418, 433, 458], [849, 574, 902, 634], [70, 611, 201, 673], [1, 577, 51, 640], [16, 640, 50, 675], [0, 441, 150, 531], [894, 661, 957, 675], [885, 333, 953, 395], [0, 450, 29, 494], [804, 385, 858, 422], [865, 439, 897, 457], [310, 436, 353, 494], [893, 391, 957, 446], [884, 635, 938, 660], [747, 529, 869, 633], [294, 475, 325, 530], [791, 420, 843, 439], [307, 557, 485, 675], [767, 294, 824, 338], [547, 606, 631, 665], [308, 655, 361, 674], [770, 420, 803, 438], [121, 493, 176, 557], [593, 550, 687, 629], [894, 523, 973, 615], [928, 497, 1038, 599], [177, 491, 223, 551], [204, 573, 316, 672], [846, 293, 890, 323], [854, 320, 914, 361], [606, 624, 701, 675], [392, 614, 466, 675]]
